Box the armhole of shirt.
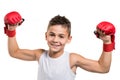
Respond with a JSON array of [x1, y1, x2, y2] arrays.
[[38, 50, 47, 63], [67, 52, 76, 76]]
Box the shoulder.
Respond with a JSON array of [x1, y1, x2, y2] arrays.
[[69, 52, 85, 65], [34, 49, 46, 61], [70, 52, 83, 59]]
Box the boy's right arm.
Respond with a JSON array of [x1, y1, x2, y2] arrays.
[[4, 11, 44, 61], [8, 37, 44, 61]]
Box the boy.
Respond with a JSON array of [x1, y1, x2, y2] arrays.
[[4, 11, 115, 80]]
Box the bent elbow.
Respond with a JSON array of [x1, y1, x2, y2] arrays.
[[103, 69, 110, 73], [9, 51, 17, 58], [8, 49, 20, 58], [100, 68, 110, 73], [9, 53, 15, 58]]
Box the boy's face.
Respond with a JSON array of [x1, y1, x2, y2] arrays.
[[46, 25, 72, 53]]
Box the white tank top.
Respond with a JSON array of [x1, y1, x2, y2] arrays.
[[37, 51, 76, 80]]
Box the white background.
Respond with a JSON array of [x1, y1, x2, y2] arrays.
[[0, 0, 120, 80]]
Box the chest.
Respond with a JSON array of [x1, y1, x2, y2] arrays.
[[38, 53, 76, 80], [42, 57, 69, 74]]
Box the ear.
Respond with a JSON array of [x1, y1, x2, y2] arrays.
[[45, 32, 47, 40], [67, 36, 72, 43]]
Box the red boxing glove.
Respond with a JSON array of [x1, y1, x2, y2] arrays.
[[4, 11, 24, 37], [94, 21, 116, 52], [97, 21, 115, 35]]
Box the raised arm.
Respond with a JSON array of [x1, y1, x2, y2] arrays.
[[8, 36, 40, 61], [4, 11, 44, 61], [71, 21, 115, 73]]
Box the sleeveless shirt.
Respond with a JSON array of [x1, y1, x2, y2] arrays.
[[37, 51, 76, 80]]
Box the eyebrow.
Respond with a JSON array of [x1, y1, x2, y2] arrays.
[[49, 32, 66, 36]]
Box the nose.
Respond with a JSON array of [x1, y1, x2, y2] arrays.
[[53, 36, 59, 42]]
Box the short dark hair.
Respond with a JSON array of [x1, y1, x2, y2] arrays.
[[47, 15, 71, 36]]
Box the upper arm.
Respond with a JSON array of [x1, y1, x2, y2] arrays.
[[10, 48, 45, 61], [71, 53, 104, 73]]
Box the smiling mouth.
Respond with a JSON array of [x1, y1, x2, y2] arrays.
[[51, 43, 61, 48]]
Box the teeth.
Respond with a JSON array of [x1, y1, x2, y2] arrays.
[[51, 44, 59, 47], [53, 45, 59, 46]]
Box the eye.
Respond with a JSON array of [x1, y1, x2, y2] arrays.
[[49, 33, 55, 37], [59, 35, 64, 38]]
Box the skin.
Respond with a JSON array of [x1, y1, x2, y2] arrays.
[[7, 24, 112, 74]]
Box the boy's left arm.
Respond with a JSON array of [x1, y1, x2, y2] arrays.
[[73, 35, 113, 73], [72, 21, 115, 73]]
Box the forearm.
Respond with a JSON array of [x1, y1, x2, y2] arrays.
[[8, 36, 20, 57], [98, 51, 112, 72], [98, 41, 112, 73]]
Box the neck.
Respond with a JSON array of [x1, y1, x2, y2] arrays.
[[48, 50, 64, 58]]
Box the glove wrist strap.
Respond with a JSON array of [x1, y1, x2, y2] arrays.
[[103, 42, 115, 52], [4, 27, 16, 37]]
